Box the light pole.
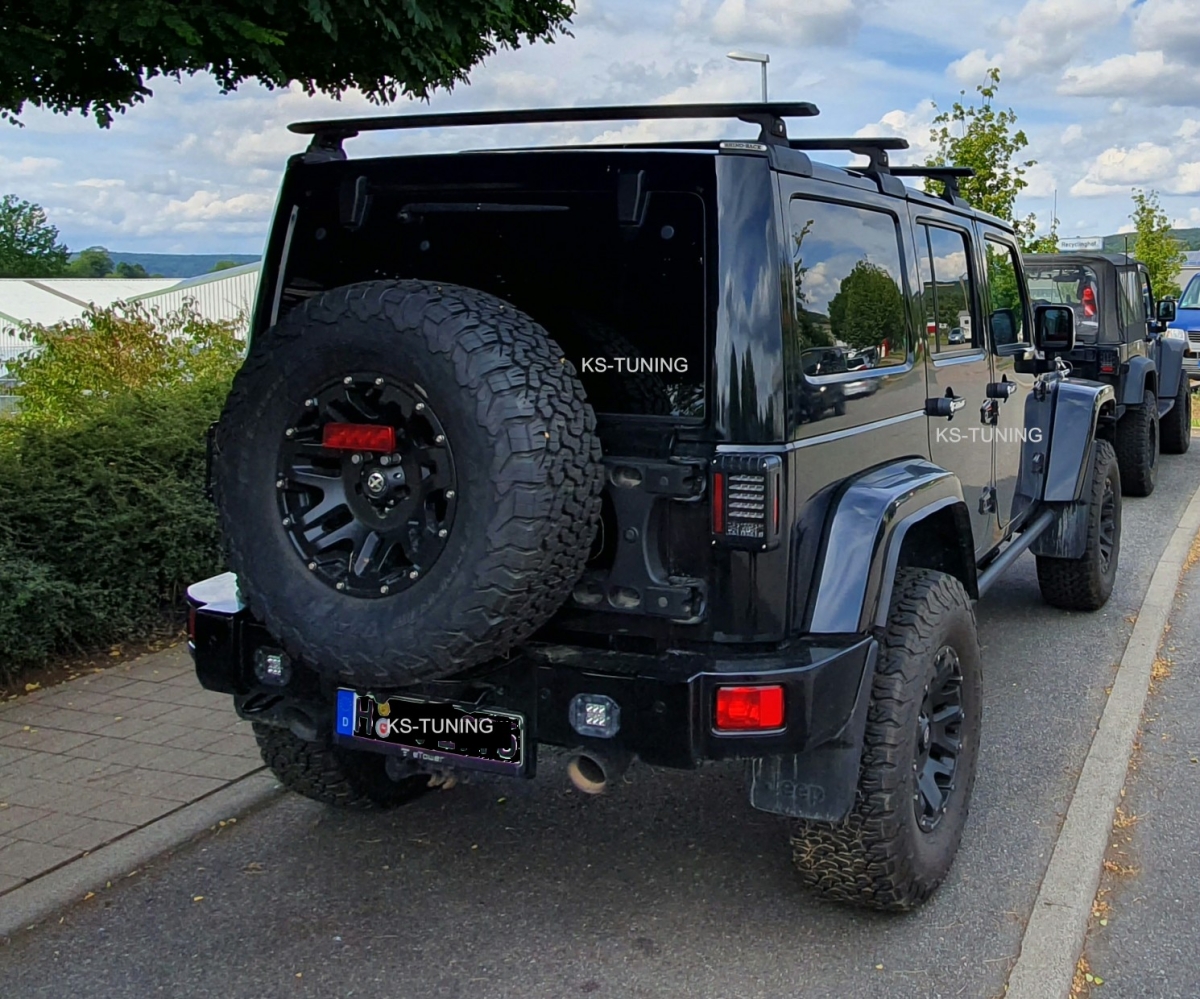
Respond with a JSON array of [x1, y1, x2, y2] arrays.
[[727, 50, 770, 102]]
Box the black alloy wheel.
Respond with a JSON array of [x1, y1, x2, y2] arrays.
[[278, 374, 457, 598], [913, 646, 965, 833]]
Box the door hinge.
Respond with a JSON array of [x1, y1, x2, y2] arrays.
[[979, 486, 997, 514]]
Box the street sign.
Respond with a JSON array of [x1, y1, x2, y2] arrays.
[[1059, 236, 1105, 251]]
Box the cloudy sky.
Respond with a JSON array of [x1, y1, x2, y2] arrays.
[[3, 0, 1199, 255]]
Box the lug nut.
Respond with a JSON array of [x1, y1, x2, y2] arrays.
[[305, 398, 317, 408], [435, 434, 446, 444], [282, 516, 293, 526], [307, 561, 317, 571], [276, 479, 285, 489], [285, 427, 296, 437], [408, 570, 419, 580], [374, 377, 384, 386], [351, 454, 362, 465], [438, 528, 448, 538], [343, 376, 353, 385], [445, 489, 455, 499], [415, 402, 425, 412], [379, 455, 390, 466], [336, 581, 346, 591], [380, 584, 390, 594]]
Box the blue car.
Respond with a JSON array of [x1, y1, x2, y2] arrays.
[[1169, 273, 1200, 382]]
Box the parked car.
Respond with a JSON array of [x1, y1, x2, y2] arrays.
[[1025, 253, 1190, 495], [1165, 272, 1200, 383], [189, 103, 1122, 913]]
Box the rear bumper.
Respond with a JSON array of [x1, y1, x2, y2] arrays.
[[187, 573, 875, 769]]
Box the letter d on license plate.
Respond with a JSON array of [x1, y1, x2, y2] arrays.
[[334, 689, 526, 776]]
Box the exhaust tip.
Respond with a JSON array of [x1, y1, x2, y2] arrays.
[[566, 753, 608, 795]]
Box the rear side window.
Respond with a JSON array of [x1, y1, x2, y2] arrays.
[[788, 198, 911, 376], [1118, 269, 1146, 326], [917, 224, 976, 353]]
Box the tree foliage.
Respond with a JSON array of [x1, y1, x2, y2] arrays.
[[828, 262, 906, 352], [1131, 189, 1187, 299], [927, 67, 1053, 252], [65, 246, 115, 277], [0, 194, 70, 277], [1, 0, 576, 127]]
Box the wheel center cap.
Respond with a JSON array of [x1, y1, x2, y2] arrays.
[[364, 469, 388, 496]]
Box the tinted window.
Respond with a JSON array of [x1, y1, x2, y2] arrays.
[[788, 199, 911, 376], [1140, 270, 1154, 319], [1118, 269, 1145, 326], [918, 225, 976, 353], [984, 239, 1028, 349]]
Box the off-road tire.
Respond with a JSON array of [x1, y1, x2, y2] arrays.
[[1160, 378, 1192, 455], [1036, 439, 1121, 612], [1113, 390, 1158, 496], [254, 723, 428, 809], [789, 568, 983, 911], [213, 280, 603, 686]]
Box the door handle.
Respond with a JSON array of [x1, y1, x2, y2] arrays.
[[987, 380, 1017, 400], [926, 392, 966, 419]]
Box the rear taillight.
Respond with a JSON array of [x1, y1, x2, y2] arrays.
[[322, 422, 396, 452], [715, 685, 786, 731], [711, 454, 783, 550], [1099, 348, 1119, 374]]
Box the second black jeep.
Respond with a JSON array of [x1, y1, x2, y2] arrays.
[[1026, 252, 1191, 494]]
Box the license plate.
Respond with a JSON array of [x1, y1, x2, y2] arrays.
[[334, 689, 526, 776]]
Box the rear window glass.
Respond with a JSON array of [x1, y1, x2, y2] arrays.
[[1025, 263, 1101, 340]]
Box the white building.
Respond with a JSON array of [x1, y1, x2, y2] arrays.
[[126, 262, 260, 325]]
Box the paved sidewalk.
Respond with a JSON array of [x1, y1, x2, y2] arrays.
[[0, 645, 261, 897], [1082, 561, 1200, 997]]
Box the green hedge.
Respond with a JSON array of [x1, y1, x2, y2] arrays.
[[0, 302, 242, 683]]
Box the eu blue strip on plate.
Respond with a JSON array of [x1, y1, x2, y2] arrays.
[[335, 688, 356, 736]]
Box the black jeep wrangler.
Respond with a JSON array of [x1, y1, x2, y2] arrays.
[[1025, 252, 1190, 495], [189, 104, 1123, 912]]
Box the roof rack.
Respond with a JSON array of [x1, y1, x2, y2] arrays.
[[786, 136, 909, 173], [290, 102, 821, 159], [891, 166, 974, 203]]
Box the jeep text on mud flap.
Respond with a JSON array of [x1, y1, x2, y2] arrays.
[[189, 103, 1122, 911]]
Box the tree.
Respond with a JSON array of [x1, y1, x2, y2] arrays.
[[209, 260, 241, 272], [927, 67, 1050, 251], [114, 261, 150, 278], [828, 261, 906, 352], [1131, 189, 1186, 298], [0, 195, 70, 277], [65, 247, 114, 278], [1, 1, 575, 127]]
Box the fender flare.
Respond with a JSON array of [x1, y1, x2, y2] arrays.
[[1120, 354, 1157, 406], [1043, 379, 1116, 503], [1157, 338, 1186, 400], [807, 459, 973, 635]]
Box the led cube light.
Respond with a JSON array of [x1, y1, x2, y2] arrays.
[[568, 693, 622, 739]]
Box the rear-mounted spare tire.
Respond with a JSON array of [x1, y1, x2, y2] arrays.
[[213, 280, 603, 686]]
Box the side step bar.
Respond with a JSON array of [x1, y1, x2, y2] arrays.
[[976, 508, 1056, 598]]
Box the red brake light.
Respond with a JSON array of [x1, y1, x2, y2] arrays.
[[712, 471, 725, 533], [322, 423, 396, 452], [715, 685, 785, 731]]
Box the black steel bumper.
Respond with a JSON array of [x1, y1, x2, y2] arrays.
[[187, 573, 876, 771]]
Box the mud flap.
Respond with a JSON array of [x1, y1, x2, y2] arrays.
[[1030, 439, 1101, 560], [748, 640, 877, 821]]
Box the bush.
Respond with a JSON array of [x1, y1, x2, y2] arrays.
[[0, 303, 242, 682]]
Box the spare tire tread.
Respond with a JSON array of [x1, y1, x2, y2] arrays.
[[214, 281, 603, 685]]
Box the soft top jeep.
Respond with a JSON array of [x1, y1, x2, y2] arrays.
[[190, 103, 1122, 911], [1025, 252, 1191, 494]]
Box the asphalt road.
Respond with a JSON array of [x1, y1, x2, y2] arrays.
[[3, 447, 1200, 999], [1082, 536, 1200, 997]]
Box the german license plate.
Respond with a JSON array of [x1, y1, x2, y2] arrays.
[[334, 689, 526, 775]]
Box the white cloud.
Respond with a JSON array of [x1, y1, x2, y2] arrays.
[[0, 155, 61, 177], [1132, 0, 1200, 61], [1070, 142, 1177, 196], [1060, 124, 1083, 145], [1060, 50, 1194, 105], [853, 100, 937, 163], [950, 0, 1134, 81], [697, 0, 869, 46]]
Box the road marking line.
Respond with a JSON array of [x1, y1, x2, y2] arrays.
[[1005, 480, 1200, 999]]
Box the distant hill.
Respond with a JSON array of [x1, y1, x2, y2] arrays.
[[105, 253, 260, 278], [1100, 229, 1200, 253]]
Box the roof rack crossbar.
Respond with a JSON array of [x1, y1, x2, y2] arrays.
[[292, 102, 821, 156], [890, 165, 974, 203], [786, 137, 909, 173]]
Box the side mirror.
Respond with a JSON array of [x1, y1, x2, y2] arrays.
[[1034, 304, 1076, 354], [1157, 298, 1177, 323]]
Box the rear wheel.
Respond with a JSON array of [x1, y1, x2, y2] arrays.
[[213, 280, 603, 687], [254, 724, 428, 809], [1113, 390, 1158, 496], [1160, 378, 1192, 455], [1036, 439, 1121, 611], [789, 569, 982, 911]]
